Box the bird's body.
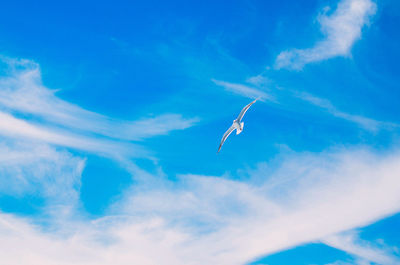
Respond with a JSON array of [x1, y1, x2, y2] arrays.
[[233, 120, 244, 134], [217, 99, 257, 153]]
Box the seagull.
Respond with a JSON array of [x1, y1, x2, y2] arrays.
[[217, 98, 258, 153]]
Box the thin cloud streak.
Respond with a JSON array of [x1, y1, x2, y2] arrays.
[[125, 114, 200, 140], [275, 0, 377, 70], [297, 92, 396, 132], [0, 111, 145, 158], [212, 79, 270, 100]]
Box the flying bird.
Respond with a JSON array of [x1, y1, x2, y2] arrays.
[[217, 98, 258, 153]]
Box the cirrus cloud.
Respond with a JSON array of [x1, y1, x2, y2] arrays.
[[275, 0, 377, 70]]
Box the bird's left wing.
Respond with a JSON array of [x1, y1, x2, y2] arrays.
[[236, 98, 258, 122], [218, 125, 235, 153]]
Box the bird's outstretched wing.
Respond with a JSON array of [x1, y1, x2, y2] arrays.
[[236, 98, 258, 122], [218, 125, 235, 153]]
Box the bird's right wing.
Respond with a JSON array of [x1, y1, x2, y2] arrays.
[[218, 125, 235, 153], [236, 98, 258, 122]]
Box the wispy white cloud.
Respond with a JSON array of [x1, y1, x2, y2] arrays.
[[213, 74, 392, 132], [124, 114, 199, 140], [212, 79, 270, 100], [0, 56, 199, 208], [275, 0, 377, 70], [0, 55, 201, 165], [297, 92, 396, 132], [323, 232, 400, 265], [1, 147, 400, 264], [0, 111, 145, 158], [97, 147, 400, 264], [245, 75, 270, 87], [0, 57, 198, 141], [0, 141, 85, 207]]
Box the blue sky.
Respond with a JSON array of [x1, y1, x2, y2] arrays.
[[0, 0, 400, 264]]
